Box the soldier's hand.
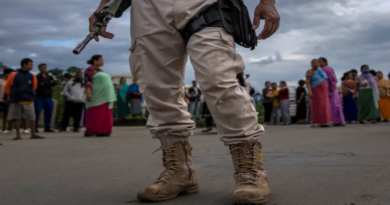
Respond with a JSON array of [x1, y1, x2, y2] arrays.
[[89, 0, 115, 42], [253, 0, 280, 40]]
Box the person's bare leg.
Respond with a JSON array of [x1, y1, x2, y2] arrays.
[[21, 119, 26, 129], [13, 120, 22, 140], [2, 111, 6, 132], [8, 120, 13, 131], [29, 121, 44, 139]]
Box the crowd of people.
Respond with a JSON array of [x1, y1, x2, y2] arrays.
[[261, 57, 390, 127], [0, 55, 121, 145], [115, 77, 144, 120], [2, 55, 388, 146]]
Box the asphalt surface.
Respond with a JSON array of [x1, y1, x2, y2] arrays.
[[0, 123, 389, 205]]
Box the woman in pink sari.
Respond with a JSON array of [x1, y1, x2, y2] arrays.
[[306, 59, 332, 128], [319, 57, 345, 126]]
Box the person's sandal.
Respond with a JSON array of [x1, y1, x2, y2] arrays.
[[13, 136, 22, 140], [95, 133, 110, 137], [30, 135, 45, 139], [84, 133, 94, 137]]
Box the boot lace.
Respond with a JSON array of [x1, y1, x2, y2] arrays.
[[152, 146, 180, 184], [230, 146, 259, 186]]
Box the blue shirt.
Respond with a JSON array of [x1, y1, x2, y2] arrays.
[[311, 68, 328, 89]]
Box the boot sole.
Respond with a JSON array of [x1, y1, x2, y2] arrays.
[[233, 196, 269, 205], [137, 184, 199, 202]]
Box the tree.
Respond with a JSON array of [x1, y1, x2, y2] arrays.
[[0, 61, 10, 69], [66, 66, 82, 75], [0, 61, 11, 75], [48, 68, 64, 82]]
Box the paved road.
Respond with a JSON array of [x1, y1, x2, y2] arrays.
[[0, 123, 389, 205]]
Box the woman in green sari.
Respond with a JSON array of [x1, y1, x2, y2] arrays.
[[354, 65, 379, 123], [84, 55, 116, 137], [116, 77, 130, 119]]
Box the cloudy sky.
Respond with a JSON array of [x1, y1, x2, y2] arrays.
[[1, 0, 389, 91]]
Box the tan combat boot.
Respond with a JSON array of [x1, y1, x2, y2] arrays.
[[230, 142, 270, 205], [137, 141, 199, 201]]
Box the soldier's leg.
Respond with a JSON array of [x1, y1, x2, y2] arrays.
[[187, 27, 270, 204], [187, 26, 263, 145], [130, 0, 198, 202]]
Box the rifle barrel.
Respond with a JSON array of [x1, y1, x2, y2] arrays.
[[73, 31, 97, 55]]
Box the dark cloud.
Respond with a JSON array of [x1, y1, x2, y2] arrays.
[[0, 0, 389, 85]]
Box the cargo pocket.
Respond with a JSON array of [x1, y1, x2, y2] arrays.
[[129, 38, 144, 91], [214, 28, 245, 77], [219, 29, 235, 49]]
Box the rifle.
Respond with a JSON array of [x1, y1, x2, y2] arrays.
[[73, 0, 132, 55]]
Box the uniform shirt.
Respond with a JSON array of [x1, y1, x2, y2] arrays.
[[5, 70, 37, 104]]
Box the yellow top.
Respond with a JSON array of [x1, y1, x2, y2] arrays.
[[19, 101, 34, 105], [337, 86, 342, 94], [272, 89, 279, 107]]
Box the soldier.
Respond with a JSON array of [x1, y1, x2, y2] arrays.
[[89, 0, 280, 204]]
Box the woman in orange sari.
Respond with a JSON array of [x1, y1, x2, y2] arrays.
[[376, 71, 390, 121]]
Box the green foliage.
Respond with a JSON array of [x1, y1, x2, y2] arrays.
[[48, 68, 64, 83], [66, 66, 83, 75], [0, 61, 11, 76], [0, 61, 10, 69], [46, 67, 67, 127]]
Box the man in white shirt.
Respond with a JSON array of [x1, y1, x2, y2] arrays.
[[59, 71, 85, 132]]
